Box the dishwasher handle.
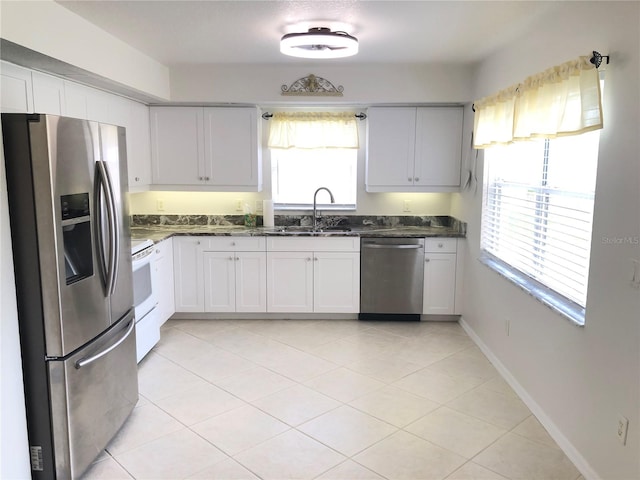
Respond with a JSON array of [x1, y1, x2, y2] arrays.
[[362, 244, 424, 250]]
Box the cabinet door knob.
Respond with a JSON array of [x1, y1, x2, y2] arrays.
[[205, 176, 210, 181], [425, 258, 430, 262], [314, 257, 318, 261], [229, 256, 233, 261], [196, 241, 201, 245], [306, 257, 311, 261], [231, 241, 236, 246], [438, 242, 443, 248], [135, 176, 140, 181], [156, 249, 160, 254], [408, 177, 412, 182], [415, 177, 420, 182]]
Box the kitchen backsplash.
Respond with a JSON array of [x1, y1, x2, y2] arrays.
[[131, 214, 467, 234]]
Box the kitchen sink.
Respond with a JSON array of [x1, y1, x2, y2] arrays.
[[265, 226, 352, 235]]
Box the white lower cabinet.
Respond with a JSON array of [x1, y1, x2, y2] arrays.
[[314, 252, 360, 313], [423, 239, 457, 314], [266, 238, 360, 314], [173, 237, 205, 312], [266, 251, 314, 312], [173, 234, 459, 316], [154, 238, 175, 325], [173, 236, 266, 313], [204, 251, 266, 312]]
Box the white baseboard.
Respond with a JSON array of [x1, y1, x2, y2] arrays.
[[459, 317, 600, 480]]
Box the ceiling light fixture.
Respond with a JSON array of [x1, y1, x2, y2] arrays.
[[280, 27, 358, 59]]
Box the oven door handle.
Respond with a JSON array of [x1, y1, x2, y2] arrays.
[[75, 318, 135, 369], [132, 246, 154, 267]]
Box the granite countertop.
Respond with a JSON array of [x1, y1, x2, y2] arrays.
[[130, 224, 465, 243]]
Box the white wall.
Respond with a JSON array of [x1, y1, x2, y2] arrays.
[[452, 2, 640, 479], [170, 63, 473, 104], [129, 191, 452, 217], [0, 126, 30, 479], [0, 0, 170, 100]]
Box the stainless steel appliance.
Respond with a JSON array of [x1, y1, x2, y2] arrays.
[[2, 114, 138, 479], [359, 237, 425, 320], [131, 238, 160, 362]]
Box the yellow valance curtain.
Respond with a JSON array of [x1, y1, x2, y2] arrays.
[[473, 56, 603, 149], [267, 112, 359, 149]]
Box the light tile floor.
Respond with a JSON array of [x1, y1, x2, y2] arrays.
[[82, 319, 582, 480]]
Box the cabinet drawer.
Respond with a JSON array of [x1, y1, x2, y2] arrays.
[[203, 236, 266, 251], [424, 238, 457, 253], [267, 237, 359, 252]]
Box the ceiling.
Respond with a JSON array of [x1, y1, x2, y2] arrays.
[[55, 1, 556, 67]]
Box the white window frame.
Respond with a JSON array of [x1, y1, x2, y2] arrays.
[[270, 147, 358, 210]]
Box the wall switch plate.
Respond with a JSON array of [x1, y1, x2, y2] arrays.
[[156, 199, 165, 211], [617, 415, 629, 445], [236, 199, 243, 211], [403, 200, 411, 212]]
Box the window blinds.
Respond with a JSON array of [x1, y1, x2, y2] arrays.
[[481, 132, 600, 309]]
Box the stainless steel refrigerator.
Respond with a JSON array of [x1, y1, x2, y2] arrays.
[[2, 114, 138, 479]]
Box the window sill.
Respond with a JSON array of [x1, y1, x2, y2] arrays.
[[479, 254, 585, 326]]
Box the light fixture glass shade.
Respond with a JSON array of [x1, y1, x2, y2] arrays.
[[280, 27, 358, 59]]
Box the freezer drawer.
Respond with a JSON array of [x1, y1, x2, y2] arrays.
[[47, 312, 138, 479]]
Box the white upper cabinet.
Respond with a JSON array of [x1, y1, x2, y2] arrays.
[[150, 106, 262, 191], [64, 81, 110, 121], [127, 101, 152, 189], [203, 107, 261, 188], [0, 61, 34, 113], [414, 107, 463, 187], [32, 71, 66, 115], [2, 62, 147, 192], [104, 93, 131, 128], [366, 107, 416, 188], [150, 106, 205, 185], [366, 106, 463, 192]]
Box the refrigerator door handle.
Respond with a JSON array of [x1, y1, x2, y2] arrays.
[[96, 160, 119, 296], [75, 318, 135, 369]]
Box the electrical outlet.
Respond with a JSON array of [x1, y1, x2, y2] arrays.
[[236, 199, 243, 211], [255, 200, 263, 213], [631, 258, 640, 289], [617, 415, 629, 445], [156, 199, 165, 211], [403, 200, 411, 212]]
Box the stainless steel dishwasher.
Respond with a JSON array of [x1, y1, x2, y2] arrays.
[[359, 237, 425, 320]]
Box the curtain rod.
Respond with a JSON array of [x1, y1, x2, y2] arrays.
[[261, 112, 367, 120], [472, 50, 609, 112], [589, 51, 609, 68]]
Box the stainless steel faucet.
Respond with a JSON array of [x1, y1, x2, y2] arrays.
[[313, 187, 335, 231]]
